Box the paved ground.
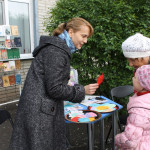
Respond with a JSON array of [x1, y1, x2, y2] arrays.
[[0, 102, 115, 150]]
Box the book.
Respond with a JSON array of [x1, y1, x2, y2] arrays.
[[2, 62, 7, 71], [0, 25, 5, 36], [8, 75, 16, 85], [13, 48, 20, 58], [5, 39, 11, 48], [0, 49, 2, 60], [1, 49, 8, 60], [0, 37, 6, 48], [15, 60, 21, 69], [0, 62, 4, 72], [3, 62, 11, 71], [11, 25, 19, 36], [2, 76, 10, 87], [7, 49, 14, 59], [4, 25, 11, 36], [10, 39, 16, 48], [0, 41, 5, 48], [7, 48, 20, 59], [0, 76, 3, 87], [14, 37, 22, 47], [15, 74, 21, 85], [9, 61, 16, 70]]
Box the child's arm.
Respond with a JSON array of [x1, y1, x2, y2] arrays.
[[115, 113, 150, 149], [115, 123, 143, 149]]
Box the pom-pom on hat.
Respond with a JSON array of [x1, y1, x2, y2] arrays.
[[136, 65, 150, 91], [122, 33, 150, 58]]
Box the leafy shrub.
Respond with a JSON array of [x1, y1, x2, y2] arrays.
[[44, 0, 150, 99]]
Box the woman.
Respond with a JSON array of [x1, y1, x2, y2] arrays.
[[9, 17, 99, 150], [122, 33, 150, 70]]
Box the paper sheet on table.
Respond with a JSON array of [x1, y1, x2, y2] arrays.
[[80, 99, 107, 106]]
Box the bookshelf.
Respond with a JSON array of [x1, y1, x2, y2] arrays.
[[0, 25, 22, 97], [0, 59, 22, 96]]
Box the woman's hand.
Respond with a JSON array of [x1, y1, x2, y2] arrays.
[[84, 83, 99, 95]]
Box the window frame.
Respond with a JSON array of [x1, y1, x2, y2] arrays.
[[0, 1, 5, 25], [3, 0, 34, 59]]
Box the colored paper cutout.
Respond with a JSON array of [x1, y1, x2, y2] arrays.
[[89, 117, 96, 121], [78, 118, 90, 122], [97, 106, 109, 110], [89, 103, 118, 113], [97, 73, 104, 85], [71, 117, 80, 122]]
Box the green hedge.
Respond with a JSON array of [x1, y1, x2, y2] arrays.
[[44, 0, 150, 99]]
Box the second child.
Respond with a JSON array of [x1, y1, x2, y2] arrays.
[[115, 65, 150, 150]]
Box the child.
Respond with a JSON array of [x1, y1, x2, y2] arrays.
[[115, 65, 150, 149]]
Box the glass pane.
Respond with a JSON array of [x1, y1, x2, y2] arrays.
[[8, 1, 31, 54], [0, 2, 3, 25]]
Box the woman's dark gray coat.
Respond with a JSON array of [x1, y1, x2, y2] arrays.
[[9, 36, 85, 150]]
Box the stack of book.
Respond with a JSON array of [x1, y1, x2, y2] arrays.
[[0, 38, 22, 49], [0, 60, 21, 72], [0, 25, 18, 36], [0, 74, 21, 87], [0, 25, 22, 89], [0, 25, 21, 48], [0, 48, 20, 60]]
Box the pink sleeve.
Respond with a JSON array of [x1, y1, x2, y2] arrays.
[[115, 114, 144, 149]]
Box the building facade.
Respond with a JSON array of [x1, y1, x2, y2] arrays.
[[0, 0, 58, 104]]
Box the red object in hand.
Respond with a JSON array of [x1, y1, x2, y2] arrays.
[[97, 73, 104, 85]]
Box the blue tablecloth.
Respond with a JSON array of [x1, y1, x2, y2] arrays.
[[65, 95, 123, 124]]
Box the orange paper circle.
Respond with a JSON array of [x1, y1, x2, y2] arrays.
[[97, 106, 109, 110]]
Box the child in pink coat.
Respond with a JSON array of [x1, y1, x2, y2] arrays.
[[115, 65, 150, 150]]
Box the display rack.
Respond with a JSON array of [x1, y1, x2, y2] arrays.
[[0, 25, 22, 100]]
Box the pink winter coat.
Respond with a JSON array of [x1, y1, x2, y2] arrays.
[[115, 93, 150, 150]]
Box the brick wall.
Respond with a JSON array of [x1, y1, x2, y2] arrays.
[[38, 0, 58, 37]]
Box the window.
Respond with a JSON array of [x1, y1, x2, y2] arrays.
[[0, 0, 34, 58], [0, 1, 4, 25], [8, 1, 31, 54]]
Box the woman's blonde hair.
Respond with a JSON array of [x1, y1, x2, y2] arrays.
[[53, 17, 94, 37]]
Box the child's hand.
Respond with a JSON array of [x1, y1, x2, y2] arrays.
[[115, 145, 120, 150]]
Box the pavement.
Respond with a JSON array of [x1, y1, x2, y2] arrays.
[[0, 102, 114, 150]]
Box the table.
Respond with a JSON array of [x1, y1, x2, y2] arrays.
[[65, 95, 123, 150]]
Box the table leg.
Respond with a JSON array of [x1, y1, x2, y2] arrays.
[[65, 123, 73, 148], [87, 123, 94, 150], [100, 119, 105, 150], [112, 111, 117, 150]]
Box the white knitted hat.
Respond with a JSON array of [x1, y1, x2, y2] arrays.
[[122, 33, 150, 58]]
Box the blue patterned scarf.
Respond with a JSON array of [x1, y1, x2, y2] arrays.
[[58, 30, 78, 53]]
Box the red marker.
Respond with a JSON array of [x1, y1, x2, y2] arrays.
[[97, 73, 104, 85]]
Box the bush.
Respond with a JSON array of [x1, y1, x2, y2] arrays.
[[44, 0, 150, 99]]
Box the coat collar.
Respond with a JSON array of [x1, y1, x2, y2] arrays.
[[33, 36, 71, 58]]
